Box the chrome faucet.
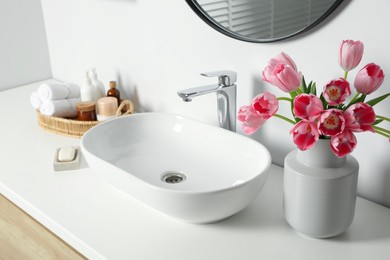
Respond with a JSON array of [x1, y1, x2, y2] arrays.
[[177, 70, 237, 132]]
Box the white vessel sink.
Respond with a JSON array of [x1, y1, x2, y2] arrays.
[[81, 113, 271, 223]]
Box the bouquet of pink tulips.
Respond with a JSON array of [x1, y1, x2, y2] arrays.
[[238, 40, 390, 157]]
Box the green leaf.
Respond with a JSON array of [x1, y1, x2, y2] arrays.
[[338, 104, 346, 111], [306, 81, 312, 94], [356, 94, 366, 103], [320, 93, 327, 110], [373, 119, 384, 126], [310, 82, 317, 95], [301, 76, 307, 93], [366, 93, 390, 107], [345, 93, 360, 109]]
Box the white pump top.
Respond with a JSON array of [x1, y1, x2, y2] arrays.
[[88, 67, 105, 98]]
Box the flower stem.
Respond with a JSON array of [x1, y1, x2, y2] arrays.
[[374, 129, 390, 138], [374, 126, 390, 134], [377, 115, 390, 122], [274, 114, 296, 125], [347, 92, 360, 107], [344, 71, 348, 79], [277, 97, 293, 102]]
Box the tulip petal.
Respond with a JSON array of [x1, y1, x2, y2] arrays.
[[330, 130, 357, 157]]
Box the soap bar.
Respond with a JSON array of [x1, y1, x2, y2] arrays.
[[58, 147, 76, 162], [53, 146, 80, 171]]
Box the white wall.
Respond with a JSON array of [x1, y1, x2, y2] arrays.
[[0, 0, 51, 90], [40, 0, 390, 207]]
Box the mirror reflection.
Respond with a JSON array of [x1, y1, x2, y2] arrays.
[[189, 0, 343, 42]]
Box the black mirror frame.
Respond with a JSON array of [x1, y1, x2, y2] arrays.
[[185, 0, 344, 43]]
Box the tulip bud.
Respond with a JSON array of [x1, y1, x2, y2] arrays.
[[354, 63, 385, 94], [339, 40, 364, 72], [262, 52, 302, 93]]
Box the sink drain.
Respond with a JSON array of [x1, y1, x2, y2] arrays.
[[162, 172, 186, 184]]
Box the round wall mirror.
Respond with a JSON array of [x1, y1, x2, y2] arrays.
[[186, 0, 344, 42]]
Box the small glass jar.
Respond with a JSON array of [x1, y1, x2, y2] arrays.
[[97, 96, 118, 120], [76, 101, 97, 121]]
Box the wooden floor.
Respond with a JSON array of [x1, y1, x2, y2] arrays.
[[0, 194, 86, 260]]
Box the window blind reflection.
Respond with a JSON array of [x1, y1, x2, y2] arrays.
[[197, 0, 336, 39]]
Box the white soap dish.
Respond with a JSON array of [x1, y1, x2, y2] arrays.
[[53, 146, 80, 171]]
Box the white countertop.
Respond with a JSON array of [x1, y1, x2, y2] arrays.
[[1, 80, 390, 259]]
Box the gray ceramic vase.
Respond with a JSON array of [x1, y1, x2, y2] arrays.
[[283, 139, 359, 238]]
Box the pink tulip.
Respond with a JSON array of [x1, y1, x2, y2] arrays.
[[268, 52, 298, 71], [344, 102, 376, 132], [237, 92, 278, 135], [237, 105, 267, 135], [339, 40, 364, 72], [293, 94, 323, 121], [330, 130, 357, 157], [323, 78, 351, 106], [290, 120, 320, 150], [354, 63, 385, 94], [251, 91, 279, 119], [318, 109, 346, 136], [262, 53, 302, 93]]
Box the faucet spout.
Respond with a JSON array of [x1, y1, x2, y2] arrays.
[[177, 70, 237, 132], [177, 84, 221, 102]]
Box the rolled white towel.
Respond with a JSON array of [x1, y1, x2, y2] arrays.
[[30, 92, 43, 109], [40, 97, 80, 118], [64, 82, 80, 99], [37, 82, 80, 100], [37, 83, 68, 100]]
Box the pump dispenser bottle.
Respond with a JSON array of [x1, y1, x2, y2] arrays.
[[80, 72, 94, 102], [89, 68, 105, 99]]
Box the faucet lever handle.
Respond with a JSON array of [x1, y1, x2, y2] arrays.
[[200, 70, 237, 87]]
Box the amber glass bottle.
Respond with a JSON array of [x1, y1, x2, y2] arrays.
[[107, 81, 120, 105]]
